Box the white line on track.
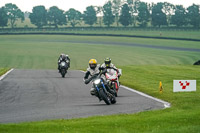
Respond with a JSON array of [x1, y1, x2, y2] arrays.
[[80, 70, 85, 73], [0, 68, 14, 81], [79, 70, 170, 108], [120, 85, 171, 108]]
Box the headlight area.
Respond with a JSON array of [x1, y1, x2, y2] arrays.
[[61, 62, 66, 66], [94, 79, 101, 85]]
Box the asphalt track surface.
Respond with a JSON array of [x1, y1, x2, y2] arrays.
[[0, 69, 165, 123]]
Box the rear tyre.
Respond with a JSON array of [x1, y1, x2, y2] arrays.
[[113, 84, 118, 97], [110, 95, 116, 104]]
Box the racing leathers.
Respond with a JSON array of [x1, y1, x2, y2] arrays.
[[83, 64, 112, 96], [58, 55, 70, 71], [101, 63, 121, 77]]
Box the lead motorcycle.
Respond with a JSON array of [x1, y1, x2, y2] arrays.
[[85, 71, 116, 105], [59, 60, 69, 78], [105, 68, 120, 97]]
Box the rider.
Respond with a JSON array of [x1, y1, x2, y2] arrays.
[[58, 53, 70, 71], [83, 59, 112, 96], [101, 57, 120, 77]]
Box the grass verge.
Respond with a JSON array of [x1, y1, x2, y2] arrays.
[[0, 68, 10, 77]]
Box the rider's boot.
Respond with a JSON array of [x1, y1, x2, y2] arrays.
[[90, 88, 101, 101], [90, 88, 96, 95]]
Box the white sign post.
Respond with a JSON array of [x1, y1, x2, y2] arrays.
[[173, 80, 196, 92]]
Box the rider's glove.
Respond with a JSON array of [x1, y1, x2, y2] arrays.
[[84, 79, 90, 84]]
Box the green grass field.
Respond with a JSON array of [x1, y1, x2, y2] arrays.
[[2, 28, 200, 40], [0, 35, 200, 132], [0, 35, 200, 69]]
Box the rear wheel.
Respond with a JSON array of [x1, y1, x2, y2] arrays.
[[110, 95, 116, 104], [113, 84, 118, 97]]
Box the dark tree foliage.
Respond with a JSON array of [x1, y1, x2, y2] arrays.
[[119, 4, 132, 27], [151, 3, 167, 27], [162, 2, 175, 25], [66, 8, 82, 27], [4, 3, 24, 28], [29, 6, 47, 28], [47, 6, 66, 28], [127, 0, 140, 26], [137, 2, 150, 27], [0, 7, 8, 28], [187, 4, 200, 28], [171, 5, 187, 27], [103, 1, 115, 27], [112, 0, 122, 27], [83, 6, 97, 26], [1, 1, 200, 29]]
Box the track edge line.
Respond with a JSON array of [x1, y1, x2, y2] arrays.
[[120, 85, 171, 108], [0, 68, 14, 81]]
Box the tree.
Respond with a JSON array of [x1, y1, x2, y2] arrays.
[[103, 1, 115, 27], [162, 2, 175, 26], [29, 6, 47, 28], [66, 8, 82, 27], [127, 0, 140, 26], [137, 2, 150, 27], [112, 0, 122, 27], [4, 3, 24, 28], [83, 6, 97, 26], [119, 4, 132, 27], [47, 6, 66, 28], [0, 7, 8, 28], [187, 4, 200, 28], [151, 3, 167, 27], [171, 5, 187, 27]]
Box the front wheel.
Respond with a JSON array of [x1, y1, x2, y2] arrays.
[[61, 69, 66, 78], [99, 89, 111, 105]]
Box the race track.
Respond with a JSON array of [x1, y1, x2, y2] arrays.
[[0, 69, 165, 123]]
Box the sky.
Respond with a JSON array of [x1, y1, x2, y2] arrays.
[[0, 0, 200, 13]]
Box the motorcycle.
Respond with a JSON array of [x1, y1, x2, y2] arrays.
[[59, 60, 69, 78], [105, 68, 120, 97], [85, 71, 116, 105]]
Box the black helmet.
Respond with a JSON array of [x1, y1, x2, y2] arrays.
[[61, 54, 67, 60], [104, 57, 111, 67]]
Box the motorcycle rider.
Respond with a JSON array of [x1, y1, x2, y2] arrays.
[[83, 59, 113, 97], [101, 57, 121, 77], [58, 54, 70, 71]]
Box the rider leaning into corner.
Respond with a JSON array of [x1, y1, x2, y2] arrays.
[[58, 53, 70, 71], [101, 57, 121, 78], [83, 59, 113, 96]]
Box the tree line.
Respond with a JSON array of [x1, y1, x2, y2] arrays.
[[0, 0, 200, 29]]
